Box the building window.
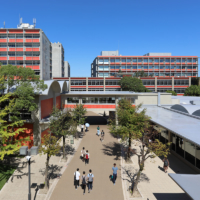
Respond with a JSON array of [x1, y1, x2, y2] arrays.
[[157, 80, 172, 85], [160, 59, 164, 63], [144, 66, 148, 69], [138, 58, 142, 62], [193, 58, 196, 62], [98, 59, 103, 64], [142, 80, 155, 85], [155, 59, 159, 63], [88, 80, 103, 85], [132, 58, 137, 62], [105, 80, 119, 85], [185, 140, 195, 165], [121, 66, 126, 69], [175, 136, 184, 158], [176, 58, 181, 63], [165, 58, 170, 62], [171, 66, 174, 69], [138, 66, 142, 69], [99, 66, 104, 70], [122, 59, 126, 63], [67, 98, 79, 104], [127, 59, 131, 62], [116, 66, 120, 69], [110, 59, 115, 62], [187, 58, 192, 63], [116, 59, 120, 62], [171, 58, 174, 62], [104, 59, 109, 64], [127, 66, 131, 69], [144, 59, 148, 63], [0, 35, 7, 38], [165, 66, 170, 69], [149, 58, 153, 63], [8, 34, 15, 38], [133, 66, 137, 69], [182, 58, 185, 62], [110, 66, 115, 69]]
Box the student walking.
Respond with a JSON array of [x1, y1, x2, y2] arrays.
[[163, 157, 169, 173], [81, 124, 84, 133], [85, 150, 89, 165], [100, 130, 105, 142], [74, 168, 80, 190], [112, 163, 118, 185], [81, 147, 86, 162], [97, 125, 100, 136], [81, 171, 87, 195], [87, 169, 94, 193]]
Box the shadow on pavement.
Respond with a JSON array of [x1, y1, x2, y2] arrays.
[[153, 193, 192, 200], [85, 116, 107, 125], [102, 142, 121, 160]]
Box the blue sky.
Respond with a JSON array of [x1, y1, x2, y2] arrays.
[[0, 0, 199, 77]]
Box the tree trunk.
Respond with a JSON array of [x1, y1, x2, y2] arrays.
[[127, 136, 131, 159], [63, 135, 66, 160], [45, 154, 50, 190], [132, 170, 141, 194]]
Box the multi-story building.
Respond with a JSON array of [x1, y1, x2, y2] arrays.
[[91, 51, 198, 78], [51, 42, 65, 78], [64, 61, 70, 77], [53, 76, 191, 95]]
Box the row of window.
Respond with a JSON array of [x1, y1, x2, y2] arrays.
[[98, 66, 197, 70], [0, 43, 40, 47], [0, 61, 40, 65], [98, 58, 197, 64], [99, 73, 197, 77], [71, 80, 120, 86], [0, 52, 40, 56], [0, 34, 40, 38], [142, 80, 189, 85]]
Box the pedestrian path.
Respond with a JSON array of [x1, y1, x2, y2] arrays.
[[49, 125, 124, 200]]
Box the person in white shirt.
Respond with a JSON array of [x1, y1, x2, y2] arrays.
[[81, 124, 84, 133], [74, 168, 80, 190], [81, 147, 86, 162]]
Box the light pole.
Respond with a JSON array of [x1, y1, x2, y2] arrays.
[[20, 146, 38, 200]]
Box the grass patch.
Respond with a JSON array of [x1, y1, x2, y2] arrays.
[[0, 164, 16, 190]]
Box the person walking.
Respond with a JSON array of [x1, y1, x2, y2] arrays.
[[87, 169, 94, 193], [112, 163, 118, 185], [97, 125, 100, 136], [163, 157, 169, 173], [85, 150, 89, 165], [81, 171, 87, 195], [81, 124, 84, 133], [100, 130, 105, 142], [74, 168, 80, 190], [81, 147, 86, 162]]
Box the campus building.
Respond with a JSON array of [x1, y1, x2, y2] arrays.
[[53, 76, 191, 95], [91, 51, 198, 79], [0, 20, 70, 80]]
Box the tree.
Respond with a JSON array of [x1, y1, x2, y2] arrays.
[[73, 104, 87, 125], [109, 99, 170, 194], [119, 76, 151, 92], [133, 70, 148, 77], [0, 65, 47, 159], [166, 90, 177, 96], [49, 107, 77, 160], [184, 85, 200, 96], [39, 134, 61, 189]]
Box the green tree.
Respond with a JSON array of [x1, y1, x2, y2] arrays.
[[39, 134, 61, 190], [119, 76, 151, 92], [133, 70, 148, 77], [49, 107, 77, 160], [166, 90, 177, 96], [73, 104, 87, 125], [184, 85, 200, 96], [109, 99, 170, 194], [0, 65, 47, 159]]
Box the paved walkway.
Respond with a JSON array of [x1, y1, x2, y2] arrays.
[[50, 124, 124, 200]]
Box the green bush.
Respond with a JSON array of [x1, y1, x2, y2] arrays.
[[184, 85, 200, 96], [166, 90, 177, 96]]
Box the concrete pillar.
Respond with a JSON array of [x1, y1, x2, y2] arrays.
[[86, 77, 88, 91], [69, 77, 71, 92], [155, 77, 157, 92], [172, 77, 174, 91], [104, 77, 105, 91], [157, 92, 160, 106], [189, 77, 191, 86], [115, 97, 118, 125]]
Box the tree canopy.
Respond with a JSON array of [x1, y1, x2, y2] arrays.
[[133, 70, 148, 78], [73, 103, 87, 125], [166, 90, 177, 96], [184, 85, 200, 96], [119, 76, 151, 92], [0, 65, 47, 159]]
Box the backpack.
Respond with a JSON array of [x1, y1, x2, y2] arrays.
[[86, 153, 89, 159], [164, 160, 168, 166], [82, 176, 86, 185], [88, 174, 93, 182]]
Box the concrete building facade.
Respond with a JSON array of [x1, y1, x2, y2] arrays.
[[64, 61, 70, 77]]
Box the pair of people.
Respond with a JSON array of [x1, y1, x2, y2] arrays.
[[81, 147, 90, 164], [74, 169, 94, 194]]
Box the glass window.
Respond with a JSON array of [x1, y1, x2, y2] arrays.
[[8, 34, 15, 38], [149, 58, 153, 63], [33, 35, 40, 38], [104, 59, 109, 64], [160, 66, 163, 69], [16, 43, 23, 47], [149, 66, 153, 69], [0, 44, 7, 47], [176, 58, 181, 63], [116, 59, 120, 62], [16, 52, 23, 56], [104, 73, 109, 77], [160, 73, 164, 76], [138, 66, 142, 69], [160, 130, 168, 144], [175, 136, 184, 158], [116, 66, 120, 69], [99, 66, 104, 70], [25, 35, 32, 38], [172, 134, 176, 151], [144, 59, 148, 63], [110, 73, 116, 76], [127, 59, 131, 62], [127, 66, 131, 69], [165, 66, 170, 69], [155, 73, 159, 76], [187, 66, 192, 69], [99, 73, 104, 77], [154, 66, 159, 69], [8, 43, 15, 47], [193, 58, 196, 62], [16, 34, 23, 38], [187, 58, 192, 62], [122, 59, 126, 62], [196, 146, 200, 169], [110, 59, 115, 62], [155, 59, 159, 63], [171, 66, 174, 69], [99, 59, 103, 64], [160, 59, 164, 63], [32, 44, 40, 47], [165, 58, 170, 62], [138, 58, 142, 62], [121, 66, 126, 69], [0, 35, 7, 38], [185, 140, 195, 165], [110, 66, 115, 69], [133, 66, 137, 69], [171, 58, 174, 62], [99, 97, 106, 103], [176, 66, 181, 69], [67, 98, 79, 104], [144, 66, 148, 69], [182, 58, 185, 62], [104, 66, 109, 70], [132, 58, 137, 62]]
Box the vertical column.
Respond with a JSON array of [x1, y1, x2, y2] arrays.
[[69, 77, 71, 92], [86, 77, 88, 91], [172, 77, 174, 91], [79, 97, 82, 104], [155, 77, 157, 92], [115, 97, 118, 125], [189, 77, 191, 86], [157, 92, 160, 106], [168, 130, 171, 150], [104, 77, 105, 91]]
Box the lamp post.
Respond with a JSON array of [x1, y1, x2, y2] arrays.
[[20, 146, 38, 200]]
